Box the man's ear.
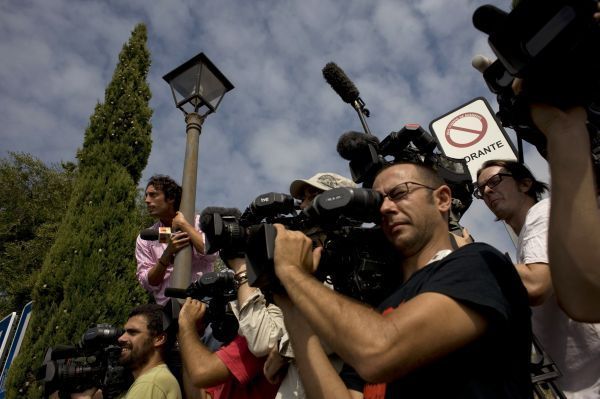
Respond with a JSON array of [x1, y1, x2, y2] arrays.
[[435, 185, 452, 212], [153, 332, 167, 348], [518, 178, 533, 193]]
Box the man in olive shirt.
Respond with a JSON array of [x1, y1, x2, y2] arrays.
[[69, 304, 182, 399]]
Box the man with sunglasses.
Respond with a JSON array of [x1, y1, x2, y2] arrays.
[[269, 161, 533, 398], [476, 160, 600, 398]]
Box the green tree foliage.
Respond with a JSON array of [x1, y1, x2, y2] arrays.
[[0, 153, 75, 317], [6, 24, 154, 398]]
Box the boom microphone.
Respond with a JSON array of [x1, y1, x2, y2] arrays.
[[337, 131, 380, 161], [322, 62, 360, 104]]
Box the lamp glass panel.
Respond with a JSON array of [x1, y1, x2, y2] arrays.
[[198, 64, 227, 109], [170, 64, 201, 100]]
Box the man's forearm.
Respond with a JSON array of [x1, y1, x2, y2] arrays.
[[277, 266, 386, 369], [147, 255, 170, 286], [545, 121, 600, 321], [513, 262, 552, 306], [278, 298, 357, 399], [178, 324, 230, 387]]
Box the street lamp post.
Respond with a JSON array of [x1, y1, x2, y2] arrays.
[[163, 52, 234, 289]]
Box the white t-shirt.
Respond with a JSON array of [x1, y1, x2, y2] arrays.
[[518, 198, 600, 398]]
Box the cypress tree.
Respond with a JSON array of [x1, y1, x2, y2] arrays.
[[6, 24, 153, 398]]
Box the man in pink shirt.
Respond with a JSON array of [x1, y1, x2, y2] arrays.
[[135, 175, 217, 305]]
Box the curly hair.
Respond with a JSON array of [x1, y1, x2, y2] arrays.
[[146, 175, 182, 211]]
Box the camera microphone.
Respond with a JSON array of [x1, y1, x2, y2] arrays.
[[139, 227, 173, 243], [140, 228, 159, 241], [337, 131, 380, 161], [471, 54, 493, 73], [322, 62, 360, 104]]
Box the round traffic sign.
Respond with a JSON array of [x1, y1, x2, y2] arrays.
[[445, 112, 487, 148]]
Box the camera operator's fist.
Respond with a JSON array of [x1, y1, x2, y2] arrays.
[[179, 297, 207, 332], [273, 224, 321, 280]]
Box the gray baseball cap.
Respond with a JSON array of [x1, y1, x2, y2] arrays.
[[289, 172, 357, 199]]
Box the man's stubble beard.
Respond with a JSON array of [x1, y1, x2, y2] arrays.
[[120, 336, 154, 371]]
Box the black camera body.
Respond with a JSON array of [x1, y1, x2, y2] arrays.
[[473, 0, 600, 175], [165, 271, 240, 344], [38, 324, 130, 399], [474, 0, 600, 105], [201, 193, 304, 260], [203, 187, 402, 306], [339, 125, 474, 225]]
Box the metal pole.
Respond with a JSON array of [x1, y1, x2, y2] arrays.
[[171, 112, 203, 289]]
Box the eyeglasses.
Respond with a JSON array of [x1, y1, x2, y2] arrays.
[[382, 182, 438, 202], [473, 173, 512, 199]]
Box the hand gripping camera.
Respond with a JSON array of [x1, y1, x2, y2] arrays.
[[201, 188, 402, 307], [165, 271, 240, 344]]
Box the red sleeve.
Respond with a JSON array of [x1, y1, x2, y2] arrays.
[[215, 335, 264, 385]]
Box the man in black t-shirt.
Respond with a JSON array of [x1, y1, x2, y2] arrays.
[[271, 161, 533, 398]]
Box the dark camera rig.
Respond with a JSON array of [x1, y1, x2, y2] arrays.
[[336, 124, 474, 235], [165, 271, 240, 344], [37, 324, 130, 399], [473, 0, 600, 182], [201, 189, 402, 306]]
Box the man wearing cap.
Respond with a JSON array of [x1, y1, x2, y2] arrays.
[[232, 172, 355, 399], [289, 172, 357, 210]]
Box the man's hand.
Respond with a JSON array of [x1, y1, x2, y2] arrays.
[[172, 211, 193, 232], [273, 224, 321, 280], [530, 104, 588, 139], [226, 257, 246, 274], [263, 345, 289, 385], [179, 297, 207, 332], [163, 231, 191, 259]]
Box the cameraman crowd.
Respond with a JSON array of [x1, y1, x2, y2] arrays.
[[56, 3, 600, 399]]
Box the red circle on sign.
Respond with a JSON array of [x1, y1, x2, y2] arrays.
[[445, 112, 487, 148]]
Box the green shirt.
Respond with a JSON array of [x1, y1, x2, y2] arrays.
[[124, 364, 182, 399]]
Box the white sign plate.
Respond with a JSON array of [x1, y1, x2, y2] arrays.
[[429, 97, 517, 181]]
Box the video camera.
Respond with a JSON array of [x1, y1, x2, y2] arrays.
[[165, 271, 239, 344], [200, 192, 304, 261], [37, 324, 130, 399], [336, 125, 474, 230], [201, 188, 401, 306], [473, 0, 600, 177]]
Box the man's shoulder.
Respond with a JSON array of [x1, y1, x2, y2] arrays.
[[447, 242, 508, 263], [127, 364, 181, 398]]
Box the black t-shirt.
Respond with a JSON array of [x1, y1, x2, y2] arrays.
[[341, 243, 533, 399]]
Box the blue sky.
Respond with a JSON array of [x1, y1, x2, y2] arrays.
[[0, 0, 549, 257]]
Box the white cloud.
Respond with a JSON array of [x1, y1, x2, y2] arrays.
[[0, 0, 551, 256]]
